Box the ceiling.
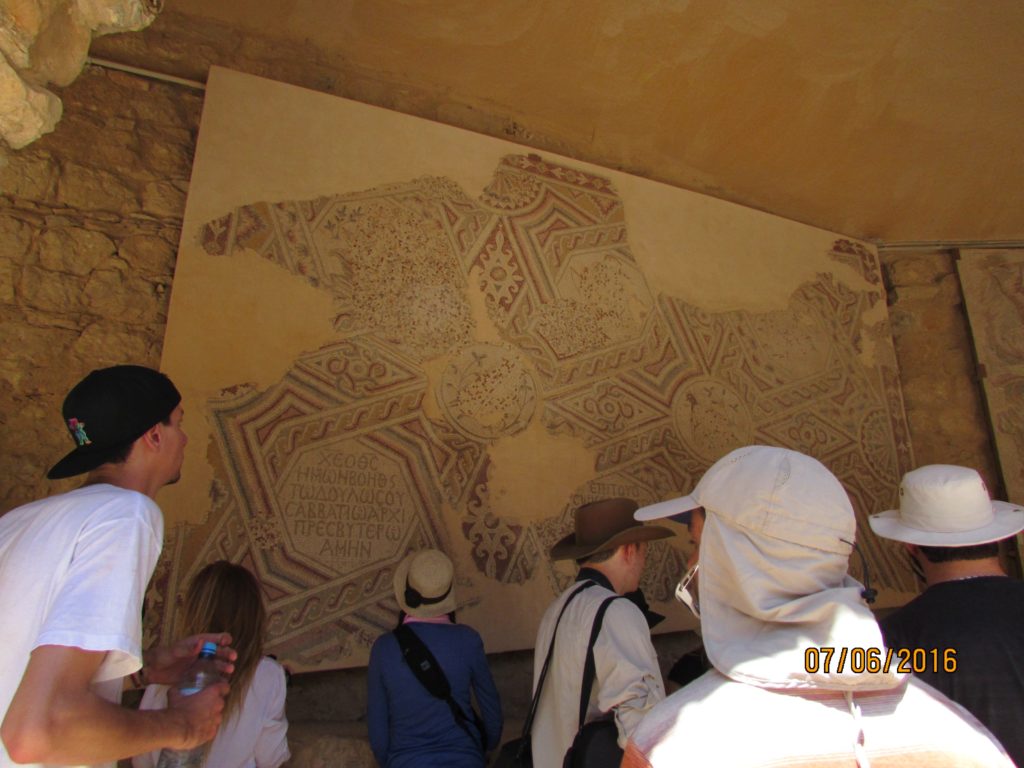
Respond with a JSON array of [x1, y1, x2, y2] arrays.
[[92, 0, 1024, 245]]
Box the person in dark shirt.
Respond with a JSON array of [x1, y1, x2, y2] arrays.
[[870, 464, 1024, 766]]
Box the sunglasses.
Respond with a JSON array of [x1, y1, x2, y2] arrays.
[[674, 562, 700, 619]]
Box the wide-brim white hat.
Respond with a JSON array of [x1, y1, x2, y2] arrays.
[[393, 549, 458, 618], [869, 465, 1024, 546]]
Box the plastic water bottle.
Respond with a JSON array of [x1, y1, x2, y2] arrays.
[[155, 640, 221, 768]]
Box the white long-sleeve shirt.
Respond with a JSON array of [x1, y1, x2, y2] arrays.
[[530, 579, 665, 768], [132, 656, 290, 768]]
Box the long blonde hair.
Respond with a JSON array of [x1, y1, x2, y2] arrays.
[[181, 561, 267, 721]]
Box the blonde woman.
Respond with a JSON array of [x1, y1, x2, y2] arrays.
[[132, 561, 290, 768]]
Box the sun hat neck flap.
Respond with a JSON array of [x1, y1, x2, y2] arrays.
[[550, 497, 673, 561], [393, 549, 457, 619], [869, 464, 1024, 546], [699, 514, 901, 692]]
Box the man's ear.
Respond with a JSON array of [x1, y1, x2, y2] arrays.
[[138, 422, 163, 451]]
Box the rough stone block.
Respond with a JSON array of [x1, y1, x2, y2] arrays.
[[138, 128, 193, 176], [0, 258, 14, 303], [0, 147, 58, 200], [72, 321, 157, 365], [141, 179, 186, 218], [55, 114, 142, 173], [81, 268, 160, 323], [130, 91, 189, 129], [287, 722, 375, 768], [57, 161, 138, 213], [18, 265, 87, 313], [883, 252, 954, 288], [0, 215, 32, 267], [38, 227, 117, 276], [118, 233, 176, 276]]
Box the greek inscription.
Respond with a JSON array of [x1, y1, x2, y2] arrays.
[[282, 446, 416, 570]]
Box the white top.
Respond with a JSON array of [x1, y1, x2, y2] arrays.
[[624, 671, 1015, 767], [132, 656, 290, 768], [530, 581, 664, 768], [0, 484, 163, 768]]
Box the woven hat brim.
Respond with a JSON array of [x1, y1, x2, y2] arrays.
[[550, 523, 673, 561], [869, 502, 1024, 546], [392, 552, 458, 618]]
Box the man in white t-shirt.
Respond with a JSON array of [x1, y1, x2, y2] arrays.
[[0, 365, 234, 768]]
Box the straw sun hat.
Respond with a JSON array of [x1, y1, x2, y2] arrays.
[[393, 549, 458, 618]]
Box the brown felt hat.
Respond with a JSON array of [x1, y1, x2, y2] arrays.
[[550, 497, 673, 561]]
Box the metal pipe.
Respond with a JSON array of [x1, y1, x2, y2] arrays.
[[85, 56, 206, 91], [876, 240, 1024, 252]]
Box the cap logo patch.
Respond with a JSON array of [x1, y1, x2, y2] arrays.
[[67, 418, 91, 446]]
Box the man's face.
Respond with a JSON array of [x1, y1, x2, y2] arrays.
[[626, 541, 649, 593], [160, 404, 188, 485]]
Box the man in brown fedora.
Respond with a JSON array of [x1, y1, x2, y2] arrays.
[[529, 498, 673, 768]]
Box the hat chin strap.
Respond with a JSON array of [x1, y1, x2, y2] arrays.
[[404, 579, 452, 608]]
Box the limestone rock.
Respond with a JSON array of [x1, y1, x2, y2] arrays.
[[0, 56, 61, 149], [141, 179, 185, 218], [118, 233, 175, 276], [38, 227, 116, 275], [0, 0, 160, 148], [57, 161, 137, 212]]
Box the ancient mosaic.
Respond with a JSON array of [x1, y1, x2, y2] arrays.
[[958, 249, 1024, 505], [152, 70, 915, 672]]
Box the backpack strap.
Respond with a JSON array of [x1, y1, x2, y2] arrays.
[[393, 623, 487, 752], [520, 580, 596, 741], [574, 594, 624, 732]]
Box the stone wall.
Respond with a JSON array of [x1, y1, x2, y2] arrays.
[[0, 66, 198, 512], [878, 248, 1000, 485]]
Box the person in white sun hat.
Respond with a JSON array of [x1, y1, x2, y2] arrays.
[[622, 446, 1014, 768], [634, 499, 707, 688], [870, 464, 1024, 766]]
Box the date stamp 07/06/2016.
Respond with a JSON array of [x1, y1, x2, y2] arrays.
[[804, 647, 958, 675]]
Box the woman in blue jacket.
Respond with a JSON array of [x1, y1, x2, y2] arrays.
[[367, 548, 503, 767]]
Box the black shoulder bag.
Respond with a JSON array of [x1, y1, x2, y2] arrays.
[[562, 594, 624, 768], [492, 580, 595, 768], [393, 623, 487, 753]]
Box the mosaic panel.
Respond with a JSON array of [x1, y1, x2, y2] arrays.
[[157, 72, 915, 671]]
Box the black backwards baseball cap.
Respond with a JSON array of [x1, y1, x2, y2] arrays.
[[47, 365, 181, 480]]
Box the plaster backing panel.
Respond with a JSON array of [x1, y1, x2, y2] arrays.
[[156, 67, 914, 671]]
